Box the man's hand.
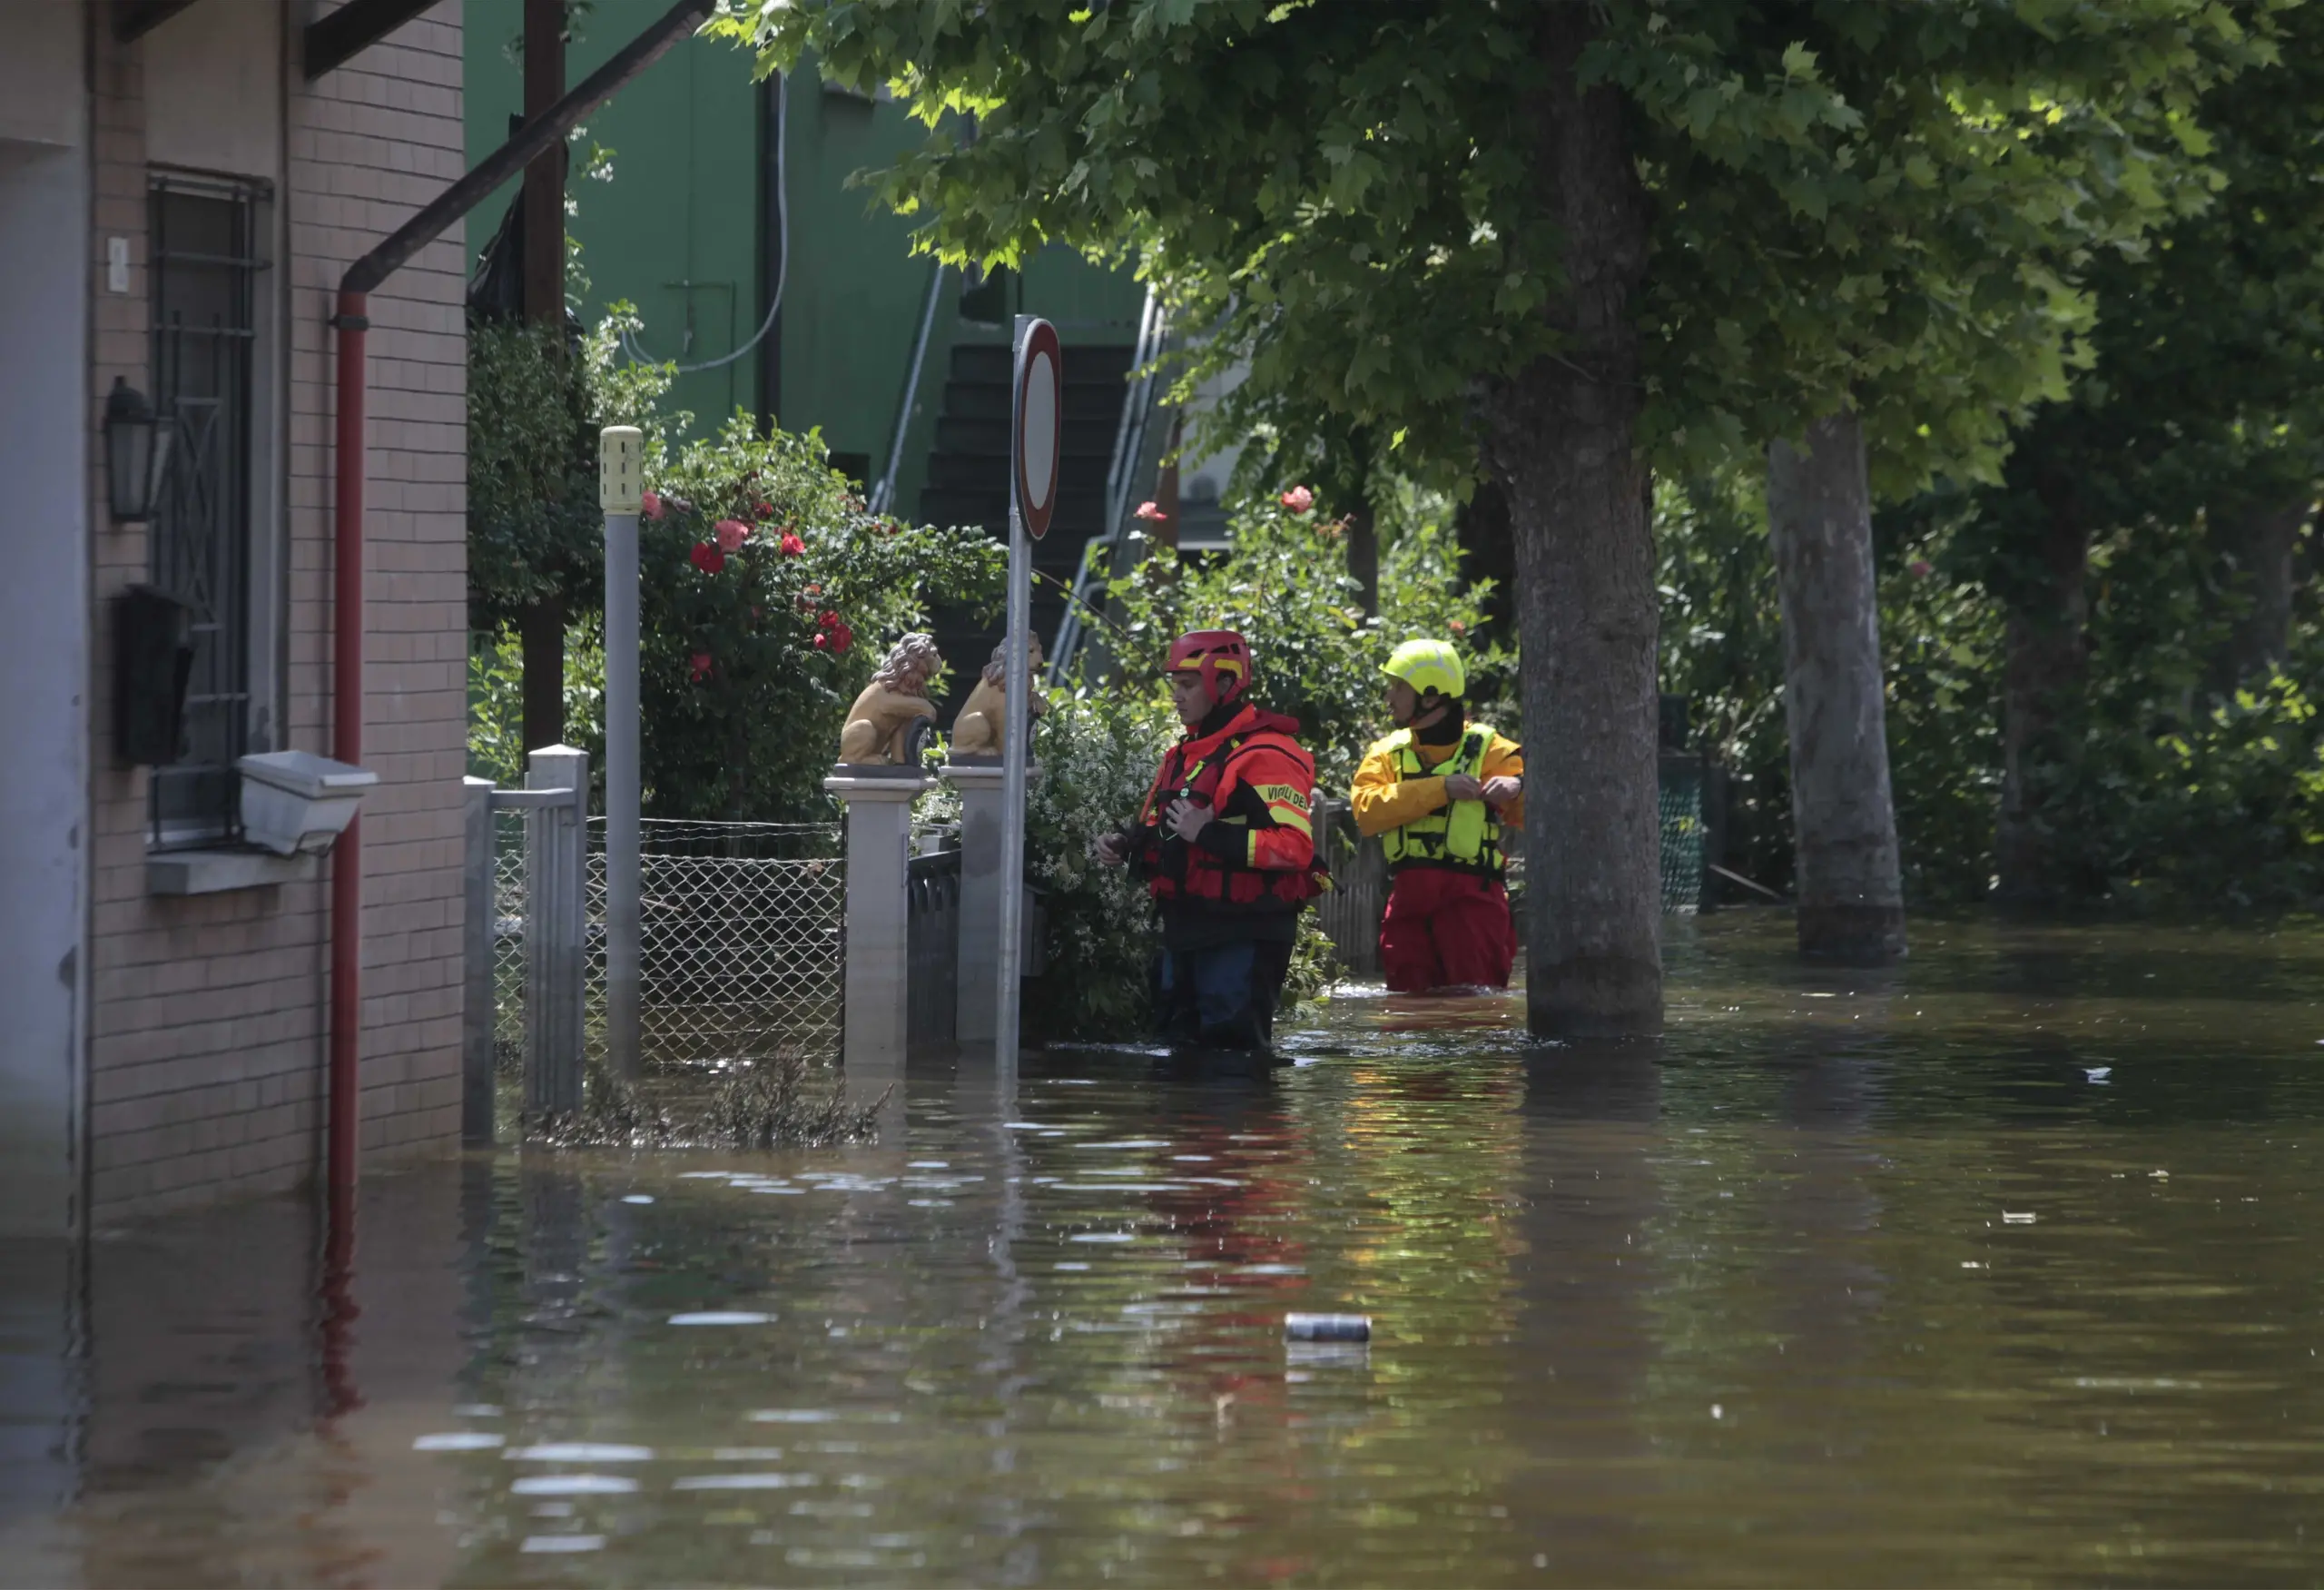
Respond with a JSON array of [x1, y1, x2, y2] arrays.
[[1443, 773, 1485, 802], [1165, 798, 1214, 842], [1094, 830, 1129, 868], [1482, 775, 1522, 807]]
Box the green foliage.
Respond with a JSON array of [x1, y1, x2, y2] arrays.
[[1101, 490, 1503, 790], [633, 415, 1005, 821], [714, 0, 2268, 501], [1021, 686, 1177, 1042], [466, 320, 600, 630]]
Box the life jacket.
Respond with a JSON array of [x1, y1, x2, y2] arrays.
[[1136, 706, 1324, 908], [1378, 724, 1505, 878]]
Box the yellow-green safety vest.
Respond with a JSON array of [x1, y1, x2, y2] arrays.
[[1379, 725, 1504, 876]]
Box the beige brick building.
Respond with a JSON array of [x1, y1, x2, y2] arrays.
[[0, 0, 470, 1238]]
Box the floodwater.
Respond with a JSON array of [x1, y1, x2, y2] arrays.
[[9, 913, 2324, 1586]]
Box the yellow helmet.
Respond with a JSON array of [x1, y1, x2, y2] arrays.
[[1384, 637, 1465, 700]]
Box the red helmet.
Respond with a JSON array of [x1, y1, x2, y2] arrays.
[[1166, 628, 1251, 706]]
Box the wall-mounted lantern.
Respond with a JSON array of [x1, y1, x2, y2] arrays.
[[103, 377, 172, 524]]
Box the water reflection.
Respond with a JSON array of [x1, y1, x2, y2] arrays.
[[9, 914, 2324, 1585]]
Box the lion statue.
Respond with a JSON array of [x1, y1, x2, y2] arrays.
[[948, 636, 1048, 758], [837, 632, 942, 765]]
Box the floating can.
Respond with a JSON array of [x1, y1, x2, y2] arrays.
[[1285, 1312, 1371, 1343]]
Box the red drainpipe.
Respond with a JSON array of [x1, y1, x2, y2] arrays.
[[329, 290, 367, 1230], [320, 0, 714, 1228]]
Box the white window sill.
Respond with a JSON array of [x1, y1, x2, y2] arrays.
[[147, 847, 319, 895]]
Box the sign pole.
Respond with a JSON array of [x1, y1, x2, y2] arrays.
[[599, 425, 643, 1080], [995, 313, 1060, 1073]]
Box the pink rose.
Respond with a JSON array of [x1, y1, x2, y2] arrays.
[[1134, 499, 1167, 523], [641, 490, 664, 520], [1280, 484, 1315, 514], [1909, 558, 1934, 578], [714, 518, 750, 554], [688, 650, 713, 682]]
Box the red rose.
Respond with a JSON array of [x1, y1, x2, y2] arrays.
[[1449, 619, 1467, 635], [819, 610, 841, 628], [812, 632, 830, 651], [1909, 558, 1935, 578], [689, 542, 725, 575], [641, 490, 664, 520], [714, 518, 750, 554], [779, 532, 805, 558], [832, 621, 853, 654], [688, 650, 713, 682], [753, 500, 774, 519]]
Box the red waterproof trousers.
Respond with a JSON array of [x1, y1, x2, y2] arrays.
[[1378, 867, 1515, 993]]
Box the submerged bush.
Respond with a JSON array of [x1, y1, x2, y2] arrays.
[[529, 1051, 885, 1151]]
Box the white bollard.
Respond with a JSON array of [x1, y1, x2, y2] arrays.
[[524, 745, 589, 1118], [823, 768, 928, 1073], [600, 426, 643, 1080], [462, 775, 495, 1144]]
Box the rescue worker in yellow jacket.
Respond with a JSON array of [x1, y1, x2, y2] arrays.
[[1349, 638, 1524, 992]]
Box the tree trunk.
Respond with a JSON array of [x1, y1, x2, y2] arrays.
[[1345, 502, 1379, 617], [1474, 2, 1659, 1036], [2209, 492, 2310, 694], [1765, 410, 1907, 963], [520, 0, 566, 328], [1454, 478, 1518, 640], [1994, 479, 2089, 904], [521, 596, 566, 751]]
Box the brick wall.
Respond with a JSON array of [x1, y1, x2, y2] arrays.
[[85, 0, 468, 1217]]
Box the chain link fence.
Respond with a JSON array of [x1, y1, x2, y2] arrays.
[[492, 815, 846, 1071]]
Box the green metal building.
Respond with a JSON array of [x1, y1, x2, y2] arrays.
[[464, 3, 1164, 684]]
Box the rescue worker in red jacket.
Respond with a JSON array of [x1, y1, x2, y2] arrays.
[[1350, 637, 1524, 992], [1094, 629, 1323, 1051]]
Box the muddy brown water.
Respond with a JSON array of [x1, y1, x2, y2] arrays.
[[8, 913, 2324, 1585]]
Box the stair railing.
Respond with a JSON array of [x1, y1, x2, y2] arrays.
[[871, 261, 950, 517], [1050, 286, 1166, 685]]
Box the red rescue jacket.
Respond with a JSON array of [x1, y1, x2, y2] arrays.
[[1133, 705, 1324, 908]]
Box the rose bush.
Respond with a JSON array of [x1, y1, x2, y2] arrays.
[[633, 413, 1005, 822]]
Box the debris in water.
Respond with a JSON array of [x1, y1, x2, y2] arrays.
[[412, 1432, 503, 1452], [527, 1050, 885, 1151], [520, 1535, 606, 1555], [2003, 1211, 2036, 1224], [668, 1311, 773, 1327], [622, 1194, 655, 1205], [2085, 1066, 2112, 1083], [1285, 1313, 1371, 1343], [2151, 1170, 2170, 1180]]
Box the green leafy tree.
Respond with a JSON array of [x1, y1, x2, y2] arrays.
[[718, 0, 2260, 1028]]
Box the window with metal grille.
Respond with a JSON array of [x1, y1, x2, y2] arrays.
[[148, 174, 267, 848]]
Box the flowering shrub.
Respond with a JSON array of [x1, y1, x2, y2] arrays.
[[634, 414, 1005, 821]]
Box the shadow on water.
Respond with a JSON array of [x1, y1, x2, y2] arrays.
[[9, 911, 2324, 1585]]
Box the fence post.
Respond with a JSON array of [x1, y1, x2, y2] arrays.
[[600, 425, 643, 1080], [524, 745, 589, 1117], [940, 759, 1019, 1044], [823, 768, 928, 1070], [462, 775, 496, 1144]]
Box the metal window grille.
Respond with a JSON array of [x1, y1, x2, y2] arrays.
[[148, 174, 265, 847]]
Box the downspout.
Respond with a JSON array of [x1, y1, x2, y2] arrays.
[[324, 0, 714, 1237]]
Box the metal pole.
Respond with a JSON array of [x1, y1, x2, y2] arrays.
[[995, 318, 1032, 1071], [600, 427, 643, 1078]]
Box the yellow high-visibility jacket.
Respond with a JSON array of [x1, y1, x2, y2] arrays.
[[1349, 724, 1525, 850]]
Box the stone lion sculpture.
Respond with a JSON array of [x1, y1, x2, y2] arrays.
[[837, 633, 941, 765], [948, 636, 1048, 758]]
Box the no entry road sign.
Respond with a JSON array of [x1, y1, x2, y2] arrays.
[[1013, 318, 1062, 540]]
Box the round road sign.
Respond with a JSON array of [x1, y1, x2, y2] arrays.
[[1013, 318, 1063, 540]]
